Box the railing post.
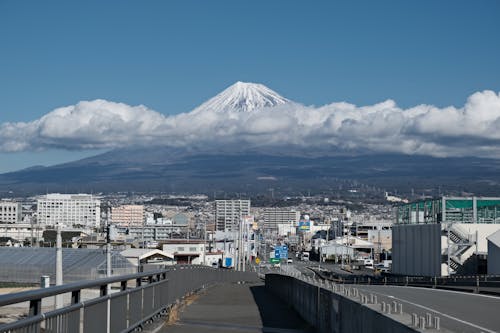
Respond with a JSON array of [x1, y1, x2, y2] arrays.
[[121, 280, 128, 291], [100, 284, 108, 296], [29, 299, 41, 316], [71, 290, 81, 304]]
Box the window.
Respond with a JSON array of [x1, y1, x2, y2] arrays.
[[177, 247, 185, 251]]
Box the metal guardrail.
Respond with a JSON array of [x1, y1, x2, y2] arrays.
[[266, 273, 420, 333], [311, 268, 500, 295], [270, 271, 500, 333], [0, 266, 258, 333]]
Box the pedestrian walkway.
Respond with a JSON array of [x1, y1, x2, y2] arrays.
[[160, 282, 313, 333]]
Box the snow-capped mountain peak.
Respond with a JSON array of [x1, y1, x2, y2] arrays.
[[193, 81, 291, 113]]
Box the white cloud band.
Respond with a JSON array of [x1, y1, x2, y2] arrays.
[[1, 91, 500, 158]]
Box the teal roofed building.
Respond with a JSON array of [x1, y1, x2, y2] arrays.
[[392, 197, 500, 277]]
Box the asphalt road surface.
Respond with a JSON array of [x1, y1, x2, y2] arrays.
[[354, 284, 500, 333], [160, 282, 313, 333]]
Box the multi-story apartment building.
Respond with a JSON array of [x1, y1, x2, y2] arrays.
[[215, 200, 250, 231], [37, 194, 101, 228], [111, 205, 144, 227], [263, 208, 300, 231], [0, 201, 22, 224]]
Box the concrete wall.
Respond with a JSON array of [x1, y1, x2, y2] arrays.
[[266, 274, 417, 333], [392, 224, 441, 277], [488, 241, 500, 275]]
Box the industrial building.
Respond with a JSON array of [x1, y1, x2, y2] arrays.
[[37, 194, 101, 228], [0, 201, 22, 224], [392, 197, 500, 277], [215, 199, 250, 231]]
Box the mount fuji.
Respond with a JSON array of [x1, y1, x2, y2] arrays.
[[192, 81, 291, 113], [1, 82, 500, 196]]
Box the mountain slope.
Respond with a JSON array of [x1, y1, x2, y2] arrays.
[[192, 81, 291, 113], [1, 150, 499, 196]]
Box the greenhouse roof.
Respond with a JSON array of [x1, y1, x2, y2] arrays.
[[0, 247, 136, 284]]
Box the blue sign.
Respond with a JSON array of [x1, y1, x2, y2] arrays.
[[298, 221, 310, 231], [275, 246, 288, 259], [225, 257, 233, 267]]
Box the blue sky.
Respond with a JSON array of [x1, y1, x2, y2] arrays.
[[1, 1, 500, 172]]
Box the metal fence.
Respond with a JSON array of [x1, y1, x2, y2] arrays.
[[0, 266, 258, 333]]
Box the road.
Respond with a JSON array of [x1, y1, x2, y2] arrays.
[[353, 284, 500, 333], [159, 282, 313, 333]]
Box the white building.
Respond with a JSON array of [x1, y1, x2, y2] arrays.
[[215, 200, 250, 231], [37, 194, 101, 228], [0, 201, 22, 224], [120, 249, 175, 268], [162, 240, 206, 264], [0, 223, 37, 241], [263, 208, 300, 231]]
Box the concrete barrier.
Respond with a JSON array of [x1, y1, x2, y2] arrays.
[[265, 274, 418, 333]]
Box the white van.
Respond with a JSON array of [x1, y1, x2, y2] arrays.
[[363, 259, 374, 268]]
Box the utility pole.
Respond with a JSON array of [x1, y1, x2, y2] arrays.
[[106, 219, 112, 333], [30, 215, 34, 247], [106, 225, 112, 280], [237, 219, 242, 271], [341, 218, 345, 269], [203, 219, 207, 266], [55, 224, 63, 309]]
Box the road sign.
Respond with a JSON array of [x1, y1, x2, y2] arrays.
[[274, 245, 288, 259], [298, 221, 310, 231], [279, 250, 288, 259], [269, 258, 280, 264], [255, 258, 261, 264]]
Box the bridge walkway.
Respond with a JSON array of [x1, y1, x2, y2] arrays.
[[158, 282, 313, 333]]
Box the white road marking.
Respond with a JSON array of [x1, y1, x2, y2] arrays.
[[383, 284, 500, 300], [356, 286, 498, 333]]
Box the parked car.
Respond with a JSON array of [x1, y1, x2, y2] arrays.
[[374, 263, 390, 273], [287, 258, 293, 264]]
